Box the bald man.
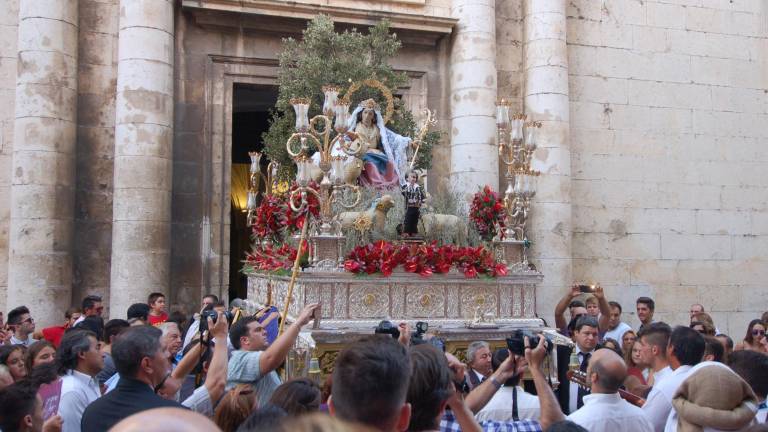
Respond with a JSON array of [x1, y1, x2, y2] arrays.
[[567, 349, 653, 432], [110, 408, 220, 432]]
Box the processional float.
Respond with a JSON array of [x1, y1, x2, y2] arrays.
[[241, 82, 561, 382]]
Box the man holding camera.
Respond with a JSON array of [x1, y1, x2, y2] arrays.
[[226, 302, 319, 407], [556, 315, 599, 414]]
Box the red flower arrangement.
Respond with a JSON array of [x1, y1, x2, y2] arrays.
[[343, 241, 507, 279], [470, 185, 507, 242], [252, 194, 288, 243], [244, 240, 310, 275], [251, 182, 320, 243], [344, 240, 409, 277], [244, 243, 297, 273], [285, 182, 320, 233]]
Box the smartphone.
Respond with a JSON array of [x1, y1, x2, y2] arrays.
[[578, 284, 595, 293]]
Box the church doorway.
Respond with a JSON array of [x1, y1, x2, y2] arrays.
[[229, 83, 278, 301]]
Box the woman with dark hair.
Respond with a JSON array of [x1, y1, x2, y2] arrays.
[[734, 319, 767, 353], [24, 340, 56, 374], [600, 338, 623, 357], [268, 377, 321, 415], [0, 344, 27, 382]]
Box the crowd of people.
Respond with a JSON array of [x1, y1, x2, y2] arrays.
[[0, 286, 765, 432]]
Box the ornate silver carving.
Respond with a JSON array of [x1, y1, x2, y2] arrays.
[[349, 285, 388, 318], [459, 287, 498, 319], [247, 271, 542, 323], [333, 284, 347, 318], [321, 284, 334, 318], [391, 284, 406, 318], [405, 285, 445, 318], [512, 285, 523, 317], [523, 284, 535, 317], [500, 284, 512, 317], [446, 285, 460, 318]]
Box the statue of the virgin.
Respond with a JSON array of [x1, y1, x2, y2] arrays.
[[346, 99, 411, 189]]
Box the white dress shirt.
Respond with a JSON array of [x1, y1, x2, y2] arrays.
[[604, 322, 633, 347], [652, 365, 672, 386], [569, 348, 595, 414], [59, 370, 101, 432], [568, 392, 653, 432], [9, 334, 36, 346], [476, 386, 541, 422], [642, 365, 693, 432]]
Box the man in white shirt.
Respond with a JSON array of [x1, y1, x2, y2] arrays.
[[476, 348, 540, 422], [602, 301, 633, 347], [568, 348, 653, 432], [58, 329, 105, 432], [636, 322, 672, 385], [7, 306, 37, 346], [641, 326, 705, 432]]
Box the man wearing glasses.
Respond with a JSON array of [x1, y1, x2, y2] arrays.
[[6, 306, 37, 346]]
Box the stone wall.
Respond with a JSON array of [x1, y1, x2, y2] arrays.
[[566, 0, 768, 335], [0, 0, 18, 314]]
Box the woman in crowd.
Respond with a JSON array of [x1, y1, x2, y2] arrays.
[[734, 319, 767, 353], [690, 320, 716, 336], [622, 330, 637, 351], [24, 340, 56, 374], [601, 338, 623, 357], [624, 340, 649, 396], [0, 345, 27, 382], [214, 384, 257, 432], [269, 378, 322, 415]]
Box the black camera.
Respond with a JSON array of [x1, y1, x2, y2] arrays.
[[506, 330, 553, 356], [375, 320, 443, 349], [374, 320, 401, 339], [199, 309, 235, 333]]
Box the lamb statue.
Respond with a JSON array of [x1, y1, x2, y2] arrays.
[[419, 212, 467, 245], [338, 194, 395, 234]]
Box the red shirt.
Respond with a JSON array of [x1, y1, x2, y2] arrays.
[[41, 325, 67, 347], [148, 312, 168, 326]]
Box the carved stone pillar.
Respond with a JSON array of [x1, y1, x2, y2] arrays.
[[449, 0, 498, 199], [109, 0, 174, 316], [8, 0, 78, 325], [523, 0, 572, 321]]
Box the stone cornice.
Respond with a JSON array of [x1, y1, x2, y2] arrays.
[[181, 0, 457, 35]]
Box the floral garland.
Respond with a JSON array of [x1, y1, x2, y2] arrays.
[[470, 185, 507, 242], [344, 241, 507, 278]]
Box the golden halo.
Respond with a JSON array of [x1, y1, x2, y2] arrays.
[[344, 79, 395, 125]]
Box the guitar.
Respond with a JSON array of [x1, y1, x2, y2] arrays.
[[566, 370, 646, 407]]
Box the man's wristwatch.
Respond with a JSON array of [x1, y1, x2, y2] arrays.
[[489, 375, 503, 390]]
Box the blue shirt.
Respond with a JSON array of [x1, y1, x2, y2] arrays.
[[226, 350, 281, 408]]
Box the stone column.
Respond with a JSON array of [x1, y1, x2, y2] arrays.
[[449, 0, 498, 198], [8, 0, 78, 325], [109, 0, 174, 316], [523, 0, 572, 321]]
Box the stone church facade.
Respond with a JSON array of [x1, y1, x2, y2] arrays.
[[0, 0, 765, 333]]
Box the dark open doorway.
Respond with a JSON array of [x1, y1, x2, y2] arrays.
[[230, 83, 279, 301]]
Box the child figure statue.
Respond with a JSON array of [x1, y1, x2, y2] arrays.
[[401, 171, 425, 237]]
